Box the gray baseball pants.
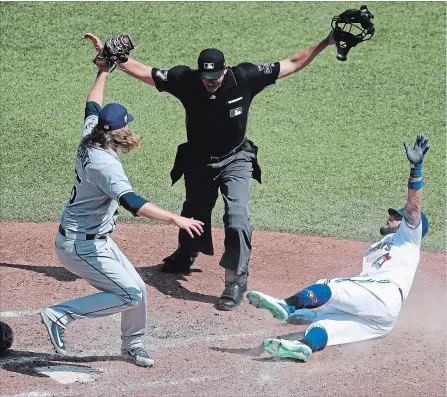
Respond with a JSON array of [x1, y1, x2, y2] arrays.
[[179, 150, 255, 276], [44, 232, 147, 351]]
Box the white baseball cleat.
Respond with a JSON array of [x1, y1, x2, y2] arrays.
[[264, 338, 312, 361], [121, 347, 154, 367], [246, 291, 290, 321], [40, 309, 67, 356]]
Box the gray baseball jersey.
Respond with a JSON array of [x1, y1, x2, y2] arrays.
[[46, 102, 147, 353], [59, 111, 133, 235]]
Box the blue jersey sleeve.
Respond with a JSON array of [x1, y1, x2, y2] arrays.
[[84, 101, 101, 119]]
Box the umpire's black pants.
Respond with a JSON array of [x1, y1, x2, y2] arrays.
[[178, 150, 257, 276]]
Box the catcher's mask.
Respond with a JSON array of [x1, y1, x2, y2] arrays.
[[331, 5, 375, 61]]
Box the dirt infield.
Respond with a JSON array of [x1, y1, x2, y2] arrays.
[[0, 222, 445, 397]]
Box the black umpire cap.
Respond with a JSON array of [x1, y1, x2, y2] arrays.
[[197, 48, 226, 80]]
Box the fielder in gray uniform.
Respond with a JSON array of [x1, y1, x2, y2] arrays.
[[40, 34, 204, 367]]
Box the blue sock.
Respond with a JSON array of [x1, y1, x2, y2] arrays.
[[280, 302, 296, 314], [301, 326, 328, 352], [285, 284, 331, 309]]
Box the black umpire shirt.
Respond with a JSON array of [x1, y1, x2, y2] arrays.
[[151, 62, 281, 156]]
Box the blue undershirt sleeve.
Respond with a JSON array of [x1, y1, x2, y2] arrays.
[[119, 192, 148, 217], [85, 101, 101, 119]]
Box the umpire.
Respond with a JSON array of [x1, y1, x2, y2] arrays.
[[110, 31, 336, 310]]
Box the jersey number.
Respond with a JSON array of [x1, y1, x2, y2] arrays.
[[69, 169, 82, 204]]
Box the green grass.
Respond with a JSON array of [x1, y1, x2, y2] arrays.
[[0, 2, 445, 251]]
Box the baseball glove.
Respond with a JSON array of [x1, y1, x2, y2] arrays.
[[331, 5, 375, 61], [0, 321, 13, 355], [93, 34, 135, 70]]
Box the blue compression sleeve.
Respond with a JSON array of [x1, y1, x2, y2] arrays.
[[119, 192, 148, 216], [285, 284, 332, 309], [302, 327, 328, 352]]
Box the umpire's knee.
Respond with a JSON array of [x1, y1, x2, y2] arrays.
[[224, 206, 250, 230]]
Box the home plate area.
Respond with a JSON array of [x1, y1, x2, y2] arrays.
[[34, 365, 104, 384], [0, 223, 445, 397]]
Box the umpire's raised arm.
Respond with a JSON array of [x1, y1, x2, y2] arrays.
[[85, 33, 156, 86], [118, 57, 156, 87], [278, 31, 336, 79]]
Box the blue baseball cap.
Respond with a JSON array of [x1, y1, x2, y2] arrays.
[[388, 207, 429, 238], [97, 103, 134, 131]]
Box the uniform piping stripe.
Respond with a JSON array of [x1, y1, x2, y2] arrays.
[[325, 278, 391, 284], [53, 242, 134, 324]]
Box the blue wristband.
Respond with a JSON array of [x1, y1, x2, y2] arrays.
[[410, 163, 422, 178], [408, 178, 424, 190]]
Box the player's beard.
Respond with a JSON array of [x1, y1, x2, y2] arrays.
[[379, 225, 399, 236]]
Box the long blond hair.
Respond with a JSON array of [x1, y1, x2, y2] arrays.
[[81, 125, 142, 153]]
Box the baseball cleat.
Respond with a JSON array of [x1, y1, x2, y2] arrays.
[[40, 309, 67, 356], [121, 347, 154, 367], [161, 248, 197, 273], [264, 338, 312, 361], [216, 282, 247, 311], [246, 291, 290, 321]]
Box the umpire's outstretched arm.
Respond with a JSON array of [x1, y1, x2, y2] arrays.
[[112, 34, 337, 85], [278, 31, 336, 79], [83, 33, 156, 87], [118, 58, 156, 87]]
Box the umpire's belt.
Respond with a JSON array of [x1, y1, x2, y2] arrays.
[[58, 225, 108, 241], [208, 139, 248, 163]]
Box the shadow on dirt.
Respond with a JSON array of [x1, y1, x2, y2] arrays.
[[0, 262, 80, 282], [210, 330, 306, 360], [0, 262, 217, 305], [0, 349, 122, 377], [138, 263, 218, 305]]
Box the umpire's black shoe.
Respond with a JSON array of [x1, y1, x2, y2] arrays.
[[216, 282, 247, 311], [161, 248, 198, 273]]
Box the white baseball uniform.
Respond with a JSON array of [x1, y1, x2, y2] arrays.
[[45, 106, 147, 351], [295, 218, 422, 346]]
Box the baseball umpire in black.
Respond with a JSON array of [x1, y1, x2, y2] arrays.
[[103, 31, 336, 310]]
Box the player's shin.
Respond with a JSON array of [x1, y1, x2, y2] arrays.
[[285, 284, 331, 309], [301, 326, 328, 352]]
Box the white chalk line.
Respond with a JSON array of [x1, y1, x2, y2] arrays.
[[132, 374, 232, 388], [0, 309, 40, 318], [2, 393, 53, 397]]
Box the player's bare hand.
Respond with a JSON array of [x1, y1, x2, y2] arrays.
[[404, 134, 430, 165], [83, 33, 103, 53], [83, 33, 111, 73], [174, 216, 204, 238]]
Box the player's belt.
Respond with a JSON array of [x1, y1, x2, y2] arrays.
[[58, 225, 108, 241]]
